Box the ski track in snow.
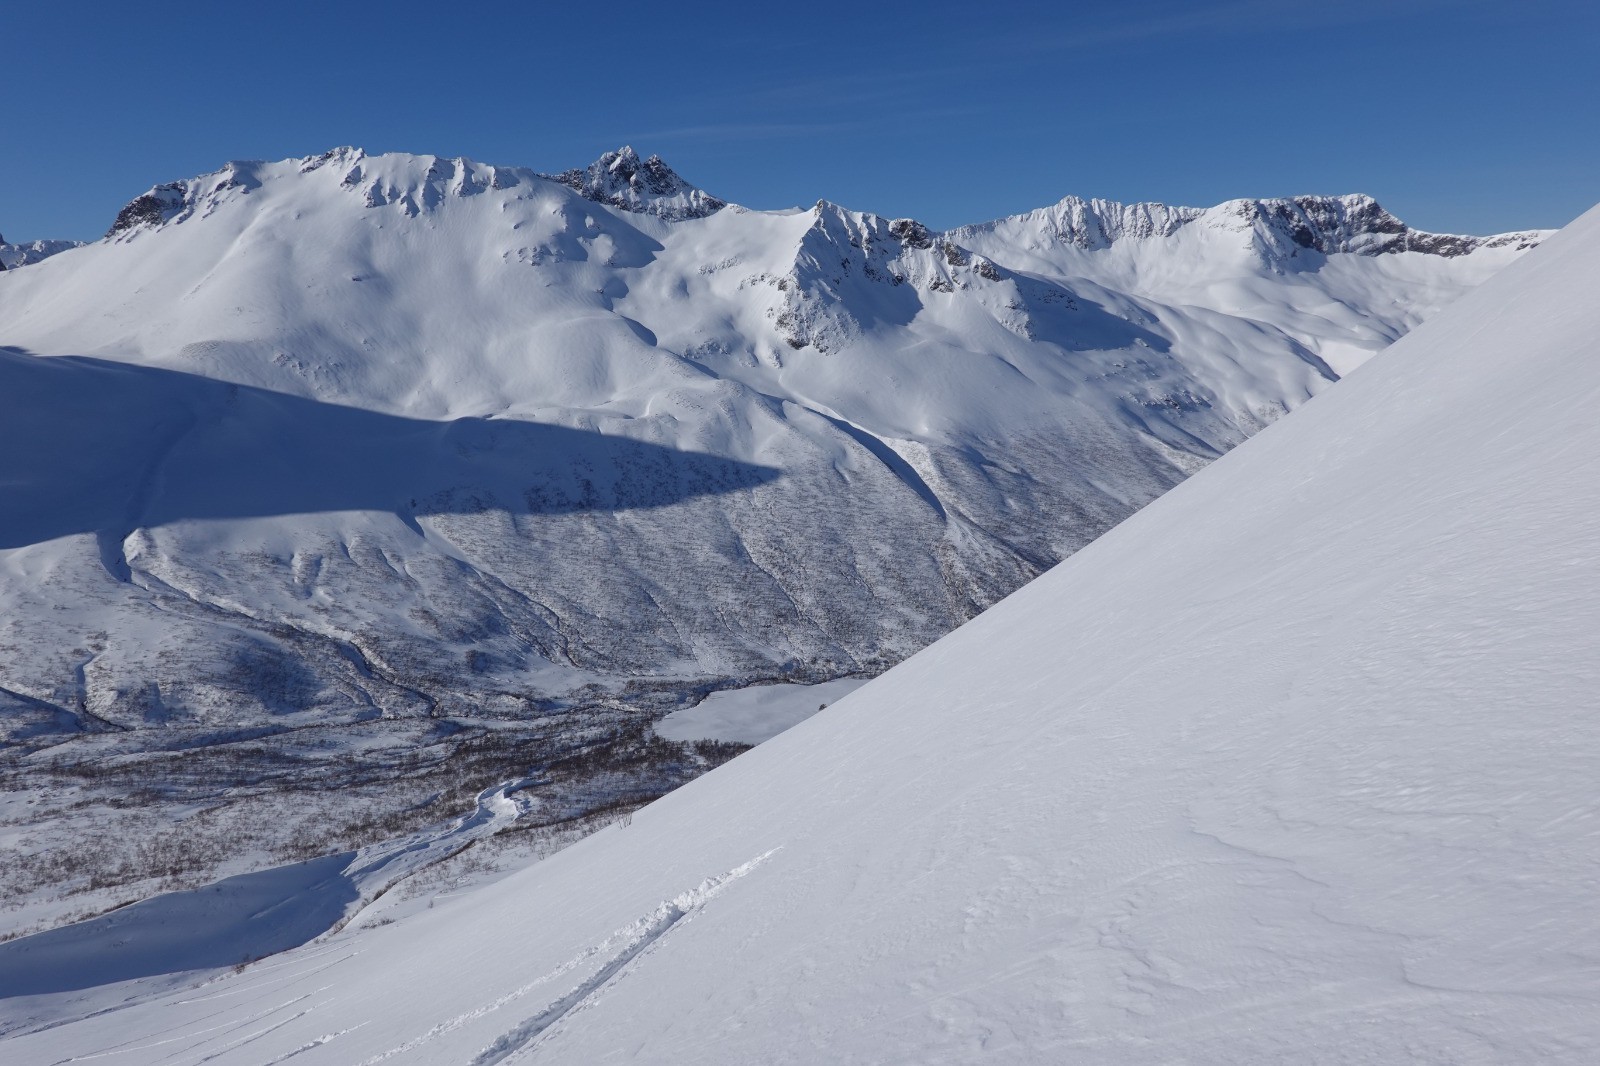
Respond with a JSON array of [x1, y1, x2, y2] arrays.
[[259, 1025, 371, 1065], [45, 987, 330, 1065], [338, 850, 780, 1066], [471, 849, 780, 1065]]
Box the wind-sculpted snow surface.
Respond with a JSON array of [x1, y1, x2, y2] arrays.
[[0, 148, 1545, 937], [7, 201, 1595, 1063]]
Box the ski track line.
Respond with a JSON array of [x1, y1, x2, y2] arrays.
[[6, 949, 347, 1048], [259, 1022, 371, 1065], [468, 903, 689, 1066], [472, 848, 782, 1066], [173, 985, 336, 1066], [175, 950, 359, 1007], [46, 989, 327, 1065], [345, 849, 779, 1066], [346, 940, 605, 1066], [185, 1008, 316, 1066]]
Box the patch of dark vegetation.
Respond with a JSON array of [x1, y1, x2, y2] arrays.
[[0, 697, 755, 929]]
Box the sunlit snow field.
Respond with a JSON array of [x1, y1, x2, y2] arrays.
[[0, 148, 1579, 1062], [653, 679, 869, 744]]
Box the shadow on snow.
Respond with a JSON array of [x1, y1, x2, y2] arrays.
[[0, 347, 781, 551], [0, 853, 358, 998]]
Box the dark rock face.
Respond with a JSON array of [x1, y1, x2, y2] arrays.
[[975, 194, 1545, 264], [1319, 194, 1406, 236], [1241, 195, 1530, 259], [543, 147, 726, 222], [888, 218, 933, 249], [298, 148, 344, 174], [1286, 196, 1423, 254], [107, 183, 188, 237], [1407, 231, 1489, 257]]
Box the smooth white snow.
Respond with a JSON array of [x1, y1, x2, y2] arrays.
[[653, 679, 869, 745], [4, 194, 1594, 1063]]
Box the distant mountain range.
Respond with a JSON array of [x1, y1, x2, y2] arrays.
[[0, 142, 1546, 741], [0, 148, 1545, 932], [0, 234, 83, 269]]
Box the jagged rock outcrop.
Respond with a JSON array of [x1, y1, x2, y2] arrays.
[[542, 146, 727, 221], [106, 182, 193, 236], [769, 202, 1023, 352]]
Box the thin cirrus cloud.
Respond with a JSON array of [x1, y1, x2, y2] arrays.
[[614, 121, 867, 143], [621, 104, 984, 146], [978, 0, 1506, 54], [621, 66, 984, 147]]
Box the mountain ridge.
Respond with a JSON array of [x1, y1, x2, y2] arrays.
[[98, 146, 1547, 256], [0, 234, 84, 270], [955, 190, 1545, 260], [0, 145, 1550, 943]]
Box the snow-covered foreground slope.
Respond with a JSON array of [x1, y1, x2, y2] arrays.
[[10, 201, 1596, 1062], [0, 148, 1544, 933]]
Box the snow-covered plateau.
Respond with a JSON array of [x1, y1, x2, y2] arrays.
[[0, 147, 1550, 964], [3, 173, 1594, 1063]]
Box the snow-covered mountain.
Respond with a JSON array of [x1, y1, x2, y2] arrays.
[[541, 144, 728, 220], [0, 148, 1543, 929], [0, 234, 83, 270], [6, 191, 1593, 1064]]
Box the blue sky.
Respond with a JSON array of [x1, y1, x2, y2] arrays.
[[4, 0, 1596, 241]]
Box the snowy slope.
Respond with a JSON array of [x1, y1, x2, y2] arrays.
[[7, 200, 1596, 1062], [953, 193, 1544, 375], [0, 149, 1544, 937]]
